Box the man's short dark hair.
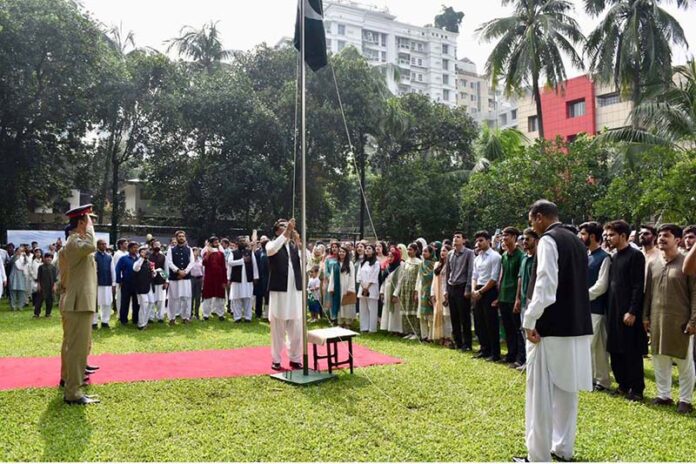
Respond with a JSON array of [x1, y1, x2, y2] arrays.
[[529, 199, 559, 219], [128, 241, 139, 249], [658, 223, 683, 239], [604, 220, 631, 238], [502, 226, 521, 237], [523, 228, 539, 239], [640, 224, 657, 235], [117, 238, 127, 247], [453, 231, 465, 239], [474, 230, 491, 241], [43, 252, 53, 259], [579, 221, 604, 243], [684, 225, 696, 237]]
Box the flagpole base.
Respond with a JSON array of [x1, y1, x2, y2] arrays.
[[270, 368, 336, 386]]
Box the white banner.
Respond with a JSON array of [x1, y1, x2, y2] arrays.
[[7, 230, 111, 251]]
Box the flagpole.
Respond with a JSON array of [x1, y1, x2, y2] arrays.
[[300, 0, 309, 377]]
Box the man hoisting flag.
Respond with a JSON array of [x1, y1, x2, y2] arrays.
[[294, 0, 328, 71]]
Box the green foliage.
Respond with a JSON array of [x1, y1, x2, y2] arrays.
[[434, 6, 465, 33], [166, 21, 233, 74], [0, 0, 114, 236], [461, 136, 610, 234]]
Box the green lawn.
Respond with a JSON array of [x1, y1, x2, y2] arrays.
[[0, 298, 694, 462]]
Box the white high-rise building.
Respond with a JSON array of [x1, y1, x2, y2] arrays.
[[324, 0, 459, 107]]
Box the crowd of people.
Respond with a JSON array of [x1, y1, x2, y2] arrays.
[[2, 204, 696, 454]]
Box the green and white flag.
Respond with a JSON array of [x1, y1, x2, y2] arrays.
[[294, 0, 328, 71]]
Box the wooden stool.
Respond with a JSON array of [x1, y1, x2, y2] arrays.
[[307, 327, 359, 374]]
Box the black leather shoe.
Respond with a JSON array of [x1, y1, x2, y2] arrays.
[[64, 396, 100, 405], [271, 362, 282, 371], [218, 316, 225, 321], [289, 361, 303, 369], [472, 352, 486, 359], [512, 457, 529, 462], [86, 365, 100, 372], [91, 324, 98, 330], [100, 323, 109, 329], [551, 452, 571, 462]]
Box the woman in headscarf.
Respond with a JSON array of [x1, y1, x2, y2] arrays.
[[431, 244, 453, 346], [416, 245, 437, 341], [380, 246, 404, 334], [329, 245, 356, 328], [397, 243, 422, 339], [397, 244, 408, 262]]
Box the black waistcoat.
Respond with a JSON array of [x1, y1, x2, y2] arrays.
[[169, 245, 191, 280], [533, 223, 593, 337], [268, 239, 302, 292], [150, 253, 166, 285], [134, 260, 153, 295], [230, 249, 255, 283]]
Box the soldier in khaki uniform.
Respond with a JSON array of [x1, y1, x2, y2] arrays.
[[57, 205, 100, 405]]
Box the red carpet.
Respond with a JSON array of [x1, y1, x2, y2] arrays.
[[0, 344, 401, 391]]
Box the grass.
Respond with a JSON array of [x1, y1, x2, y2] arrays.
[[0, 298, 694, 461]]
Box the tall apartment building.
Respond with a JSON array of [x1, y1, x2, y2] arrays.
[[516, 74, 633, 141], [323, 0, 459, 106], [455, 58, 518, 129]]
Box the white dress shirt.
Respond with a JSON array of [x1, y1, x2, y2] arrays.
[[472, 248, 502, 286]]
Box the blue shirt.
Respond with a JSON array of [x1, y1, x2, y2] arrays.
[[115, 253, 138, 288], [472, 248, 502, 287]]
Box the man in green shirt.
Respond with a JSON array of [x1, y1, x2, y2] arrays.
[[496, 226, 525, 366], [515, 228, 539, 370]]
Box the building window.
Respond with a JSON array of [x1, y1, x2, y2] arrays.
[[470, 95, 476, 101], [417, 73, 423, 82], [338, 24, 345, 35], [528, 115, 539, 132], [442, 59, 449, 71], [381, 51, 386, 62], [443, 89, 450, 101], [470, 82, 476, 89], [597, 92, 620, 107], [461, 79, 467, 86], [567, 99, 586, 118], [381, 34, 387, 47], [511, 109, 517, 120], [442, 44, 449, 55], [417, 43, 424, 52], [417, 58, 423, 66], [338, 40, 346, 51], [326, 39, 332, 49], [500, 114, 508, 126], [443, 74, 449, 85]]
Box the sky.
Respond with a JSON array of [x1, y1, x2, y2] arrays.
[[79, 0, 695, 78]]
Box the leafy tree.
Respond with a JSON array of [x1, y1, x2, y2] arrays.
[[461, 137, 610, 234], [472, 125, 527, 171], [477, 0, 585, 139], [166, 21, 232, 74], [434, 6, 465, 33], [0, 0, 113, 237], [584, 0, 689, 124]]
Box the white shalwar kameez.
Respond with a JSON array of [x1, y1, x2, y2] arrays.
[[166, 247, 195, 321], [95, 258, 116, 325], [228, 252, 259, 321], [266, 234, 303, 365], [357, 261, 380, 332], [522, 236, 592, 462]]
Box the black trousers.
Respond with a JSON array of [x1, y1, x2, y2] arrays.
[[499, 301, 523, 362], [473, 285, 500, 358], [119, 286, 140, 325], [255, 293, 268, 318], [610, 351, 645, 395], [34, 293, 53, 316], [447, 284, 472, 349]]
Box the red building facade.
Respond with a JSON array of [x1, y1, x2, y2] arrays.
[[539, 75, 597, 141]]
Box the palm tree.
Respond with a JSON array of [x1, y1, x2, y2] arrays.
[[473, 125, 528, 171], [597, 59, 696, 150], [166, 21, 232, 73], [106, 22, 135, 55], [584, 0, 689, 127], [477, 0, 585, 139]]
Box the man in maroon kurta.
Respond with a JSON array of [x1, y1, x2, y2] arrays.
[[202, 236, 228, 321]]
